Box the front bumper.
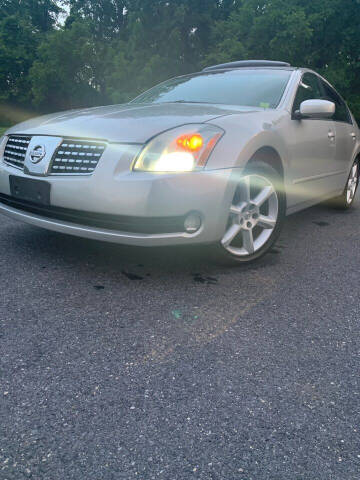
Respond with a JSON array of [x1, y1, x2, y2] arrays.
[[0, 143, 236, 246]]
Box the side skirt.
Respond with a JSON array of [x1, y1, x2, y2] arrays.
[[285, 189, 343, 216]]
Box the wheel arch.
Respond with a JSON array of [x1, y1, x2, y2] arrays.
[[246, 146, 284, 179]]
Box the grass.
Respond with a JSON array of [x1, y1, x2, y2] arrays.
[[0, 126, 9, 136]]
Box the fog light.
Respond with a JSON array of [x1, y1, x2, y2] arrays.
[[184, 213, 202, 233]]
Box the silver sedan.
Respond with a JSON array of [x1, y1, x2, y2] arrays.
[[0, 60, 359, 263]]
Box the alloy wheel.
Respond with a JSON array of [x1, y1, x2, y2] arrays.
[[346, 162, 358, 204], [221, 174, 279, 257]]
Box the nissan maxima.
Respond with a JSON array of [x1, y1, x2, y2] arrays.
[[0, 60, 359, 263]]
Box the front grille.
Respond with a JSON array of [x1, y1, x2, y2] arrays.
[[0, 193, 186, 234], [3, 136, 31, 170], [3, 136, 106, 175], [50, 139, 106, 174]]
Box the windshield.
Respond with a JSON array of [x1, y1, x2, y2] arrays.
[[131, 69, 292, 108]]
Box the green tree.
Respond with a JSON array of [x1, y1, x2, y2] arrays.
[[0, 0, 63, 123], [30, 20, 107, 110], [0, 0, 359, 122], [204, 0, 360, 119], [103, 0, 232, 102], [0, 15, 37, 105], [66, 0, 128, 39], [0, 0, 61, 32]]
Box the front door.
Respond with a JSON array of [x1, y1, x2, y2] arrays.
[[286, 72, 337, 206]]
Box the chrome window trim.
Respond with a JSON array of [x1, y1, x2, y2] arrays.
[[291, 70, 354, 125]]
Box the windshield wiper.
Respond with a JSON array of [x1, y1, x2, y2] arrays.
[[158, 100, 215, 105]]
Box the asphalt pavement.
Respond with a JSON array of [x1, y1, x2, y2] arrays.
[[1, 198, 360, 479]]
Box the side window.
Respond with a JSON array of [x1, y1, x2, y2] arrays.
[[292, 73, 322, 113], [319, 80, 352, 124]]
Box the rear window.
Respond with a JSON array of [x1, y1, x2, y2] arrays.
[[131, 69, 292, 109]]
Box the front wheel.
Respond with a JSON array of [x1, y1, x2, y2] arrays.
[[213, 161, 286, 264]]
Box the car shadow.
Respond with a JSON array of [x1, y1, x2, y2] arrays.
[[5, 197, 357, 279]]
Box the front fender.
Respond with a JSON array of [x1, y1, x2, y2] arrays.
[[205, 111, 290, 172]]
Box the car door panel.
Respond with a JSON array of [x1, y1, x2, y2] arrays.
[[319, 79, 357, 187], [286, 72, 339, 207], [286, 119, 337, 206], [333, 122, 356, 179]]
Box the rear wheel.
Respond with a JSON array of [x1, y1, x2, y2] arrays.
[[330, 159, 359, 209], [213, 161, 286, 264]]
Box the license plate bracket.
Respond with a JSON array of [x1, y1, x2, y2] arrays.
[[9, 175, 51, 206]]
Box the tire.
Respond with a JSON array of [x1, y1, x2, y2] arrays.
[[329, 159, 359, 209], [211, 161, 286, 264]]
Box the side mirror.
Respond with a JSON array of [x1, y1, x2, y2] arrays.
[[294, 99, 335, 120]]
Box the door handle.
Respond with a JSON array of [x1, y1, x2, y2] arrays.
[[328, 131, 335, 139], [350, 133, 356, 141]]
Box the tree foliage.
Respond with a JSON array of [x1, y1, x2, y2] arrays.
[[0, 0, 359, 123]]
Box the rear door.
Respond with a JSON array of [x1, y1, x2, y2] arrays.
[[318, 78, 357, 185], [287, 72, 337, 205]]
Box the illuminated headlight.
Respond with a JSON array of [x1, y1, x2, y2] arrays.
[[133, 124, 224, 172]]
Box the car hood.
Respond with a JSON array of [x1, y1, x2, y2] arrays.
[[7, 103, 261, 143]]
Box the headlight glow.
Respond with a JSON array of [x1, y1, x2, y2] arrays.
[[151, 152, 195, 172], [133, 124, 224, 172]]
